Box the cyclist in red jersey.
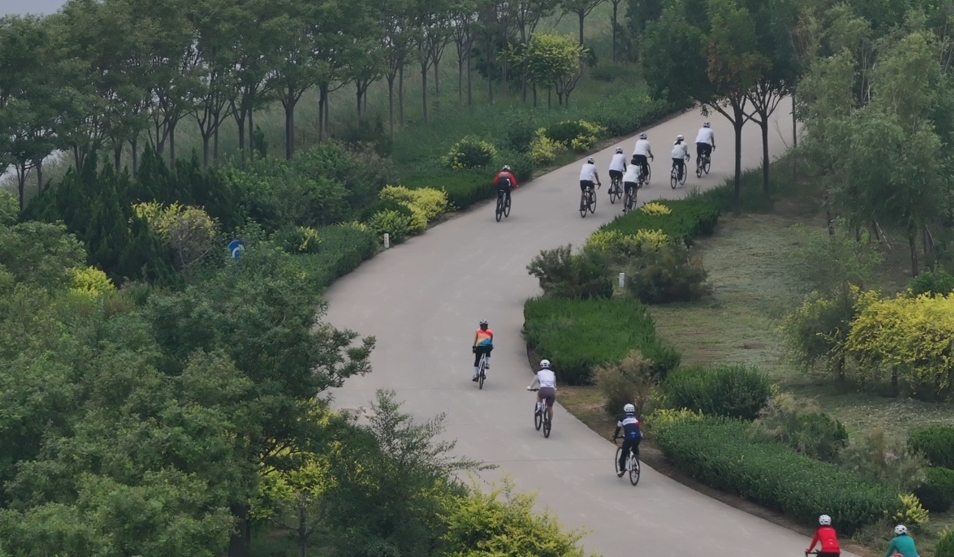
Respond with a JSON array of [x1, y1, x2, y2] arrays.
[[807, 515, 841, 557], [493, 165, 519, 209]]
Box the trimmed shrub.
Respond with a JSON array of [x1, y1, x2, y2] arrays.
[[908, 270, 954, 297], [753, 394, 848, 462], [445, 137, 497, 169], [366, 210, 413, 243], [894, 493, 929, 527], [910, 426, 954, 469], [936, 528, 954, 557], [285, 223, 377, 290], [359, 197, 414, 223], [270, 225, 323, 254], [913, 467, 954, 513], [654, 415, 899, 535], [528, 129, 564, 166], [544, 120, 605, 151], [403, 170, 491, 211], [504, 120, 537, 153], [661, 365, 771, 421], [601, 199, 720, 245], [623, 241, 710, 304], [523, 297, 678, 385], [526, 244, 613, 300], [494, 150, 534, 183]]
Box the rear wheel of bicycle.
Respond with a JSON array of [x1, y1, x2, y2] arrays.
[[610, 180, 620, 204], [680, 165, 688, 185], [696, 162, 703, 178], [670, 169, 678, 189], [615, 447, 623, 475], [588, 190, 596, 214], [703, 157, 711, 175], [543, 411, 551, 438], [534, 405, 542, 430], [503, 193, 511, 217], [629, 456, 641, 486], [645, 165, 652, 184], [495, 196, 503, 222]]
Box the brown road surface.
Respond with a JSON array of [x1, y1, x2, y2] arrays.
[[324, 98, 851, 557]]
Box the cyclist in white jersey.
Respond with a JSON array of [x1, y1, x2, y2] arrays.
[[632, 133, 653, 183], [608, 147, 627, 185], [671, 135, 690, 182], [527, 359, 557, 423], [695, 122, 715, 164], [579, 157, 601, 207]]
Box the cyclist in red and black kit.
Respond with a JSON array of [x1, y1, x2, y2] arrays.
[[493, 165, 519, 208], [806, 515, 841, 557]]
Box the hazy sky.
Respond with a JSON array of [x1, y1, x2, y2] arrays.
[[4, 0, 66, 16]]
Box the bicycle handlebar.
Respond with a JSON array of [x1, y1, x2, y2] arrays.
[[528, 387, 539, 391]]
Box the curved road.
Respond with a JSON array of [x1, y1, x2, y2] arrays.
[[325, 98, 849, 557]]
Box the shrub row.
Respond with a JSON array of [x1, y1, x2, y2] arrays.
[[522, 297, 679, 385], [653, 415, 899, 536], [910, 425, 954, 469], [402, 169, 491, 212], [601, 198, 720, 245], [661, 365, 772, 420], [286, 223, 378, 290]]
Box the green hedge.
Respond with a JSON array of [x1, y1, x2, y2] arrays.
[[909, 426, 954, 469], [601, 199, 720, 245], [654, 416, 899, 536], [914, 467, 954, 513], [402, 169, 491, 211], [937, 528, 954, 557], [661, 365, 771, 420], [522, 297, 679, 385], [288, 224, 378, 290]]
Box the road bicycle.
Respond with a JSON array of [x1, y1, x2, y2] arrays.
[[696, 149, 711, 178], [614, 436, 641, 486], [494, 188, 511, 222], [579, 184, 597, 218], [475, 351, 488, 389], [670, 156, 689, 189], [622, 183, 637, 213], [608, 174, 622, 204], [530, 388, 552, 438], [637, 161, 651, 189]]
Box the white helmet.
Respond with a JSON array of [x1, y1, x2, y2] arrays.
[[819, 515, 831, 526], [616, 147, 623, 154], [895, 525, 908, 536], [623, 403, 635, 413], [639, 132, 647, 139], [540, 359, 550, 369], [676, 135, 684, 142], [703, 122, 710, 128], [586, 157, 595, 164], [479, 319, 488, 326]]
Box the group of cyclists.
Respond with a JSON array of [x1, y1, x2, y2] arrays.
[[481, 122, 918, 557], [492, 122, 717, 214], [471, 314, 920, 557]]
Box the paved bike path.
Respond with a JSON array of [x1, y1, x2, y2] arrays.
[[324, 99, 856, 557]]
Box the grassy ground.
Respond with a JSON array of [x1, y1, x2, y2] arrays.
[[555, 159, 954, 555]]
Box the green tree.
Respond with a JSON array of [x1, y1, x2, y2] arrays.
[[523, 33, 585, 106], [561, 0, 606, 45]]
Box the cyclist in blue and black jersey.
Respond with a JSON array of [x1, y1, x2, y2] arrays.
[[614, 403, 642, 477]]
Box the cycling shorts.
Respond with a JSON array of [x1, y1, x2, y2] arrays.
[[609, 169, 623, 181], [537, 386, 556, 407], [580, 180, 595, 192]]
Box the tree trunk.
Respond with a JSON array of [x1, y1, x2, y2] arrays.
[[387, 76, 395, 135], [733, 108, 744, 216], [114, 144, 122, 173], [909, 235, 919, 277], [578, 12, 584, 45], [35, 159, 43, 193], [760, 115, 769, 194], [399, 66, 405, 126], [247, 109, 254, 159], [434, 56, 440, 96], [502, 51, 508, 97], [487, 37, 494, 104], [169, 119, 177, 165], [285, 96, 297, 160], [421, 60, 429, 123], [235, 110, 247, 160], [132, 136, 139, 174], [356, 82, 362, 123], [228, 504, 249, 557], [612, 2, 618, 63], [467, 45, 473, 105], [214, 125, 220, 163], [15, 164, 27, 210], [458, 52, 464, 106], [533, 84, 537, 107], [324, 91, 330, 138]]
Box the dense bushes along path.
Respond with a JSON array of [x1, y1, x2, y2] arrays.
[[322, 99, 834, 557]]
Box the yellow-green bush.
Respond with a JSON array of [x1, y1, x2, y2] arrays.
[[586, 229, 669, 260], [640, 202, 672, 216], [381, 186, 448, 224], [845, 293, 954, 394], [444, 137, 497, 169], [894, 493, 929, 527], [528, 128, 563, 166], [366, 209, 412, 243], [68, 266, 115, 298]]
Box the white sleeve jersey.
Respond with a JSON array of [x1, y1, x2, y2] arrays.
[[623, 164, 640, 183], [609, 153, 627, 172], [695, 127, 714, 144], [633, 139, 652, 156], [537, 369, 557, 389], [579, 163, 598, 182]]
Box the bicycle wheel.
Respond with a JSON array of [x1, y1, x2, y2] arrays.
[[534, 404, 542, 431], [615, 447, 623, 476], [695, 161, 703, 178], [609, 180, 620, 204], [495, 195, 503, 222], [543, 410, 551, 438], [670, 169, 678, 189], [680, 165, 688, 185], [478, 357, 486, 389], [645, 164, 651, 184], [588, 190, 596, 214], [629, 455, 641, 486], [703, 157, 710, 175], [503, 193, 511, 217]]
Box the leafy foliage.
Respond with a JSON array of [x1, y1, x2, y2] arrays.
[[527, 244, 613, 300], [752, 394, 848, 462], [910, 426, 954, 469], [594, 350, 658, 415], [654, 415, 900, 536], [523, 297, 679, 385], [913, 467, 954, 513], [601, 198, 720, 245], [908, 270, 954, 298], [623, 241, 710, 304], [444, 137, 497, 169], [661, 365, 771, 421]]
